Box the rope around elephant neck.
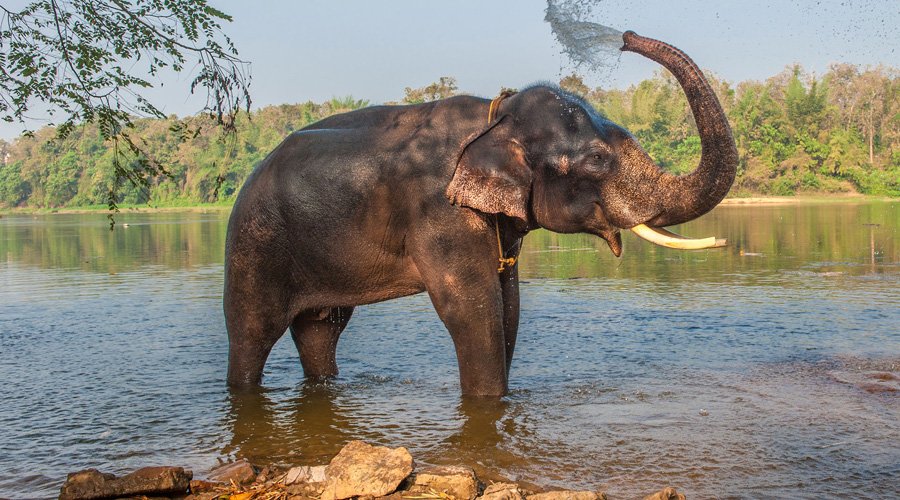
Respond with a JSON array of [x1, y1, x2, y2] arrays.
[[487, 91, 519, 274], [495, 218, 517, 273]]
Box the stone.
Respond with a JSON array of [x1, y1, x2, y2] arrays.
[[408, 465, 479, 500], [207, 459, 257, 485], [285, 481, 326, 499], [185, 492, 223, 500], [59, 466, 192, 500], [479, 482, 524, 500], [642, 486, 686, 500], [320, 440, 414, 500], [254, 464, 281, 484], [188, 479, 221, 493], [528, 491, 605, 500], [284, 465, 328, 485]]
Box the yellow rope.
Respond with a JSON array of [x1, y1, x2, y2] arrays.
[[486, 91, 518, 274], [495, 214, 517, 273]]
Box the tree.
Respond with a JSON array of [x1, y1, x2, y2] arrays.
[[784, 66, 828, 136], [855, 69, 888, 165], [402, 76, 457, 104], [825, 64, 895, 165], [559, 72, 589, 97], [0, 0, 250, 218]]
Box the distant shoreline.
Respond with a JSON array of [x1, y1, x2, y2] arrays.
[[718, 194, 895, 205], [0, 203, 233, 215], [0, 194, 895, 216]]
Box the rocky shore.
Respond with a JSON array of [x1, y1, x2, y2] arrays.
[[58, 441, 686, 500]]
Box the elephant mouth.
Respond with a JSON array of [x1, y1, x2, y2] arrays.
[[630, 224, 727, 250]]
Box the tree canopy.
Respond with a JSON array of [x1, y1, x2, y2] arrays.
[[0, 0, 249, 218], [0, 66, 897, 212], [400, 76, 458, 104]]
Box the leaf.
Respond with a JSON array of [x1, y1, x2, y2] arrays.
[[204, 5, 232, 21]]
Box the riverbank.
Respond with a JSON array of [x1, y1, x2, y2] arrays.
[[0, 202, 233, 215], [57, 440, 687, 500], [718, 193, 896, 205], [2, 194, 895, 216]]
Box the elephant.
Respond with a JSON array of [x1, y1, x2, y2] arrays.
[[224, 31, 738, 396]]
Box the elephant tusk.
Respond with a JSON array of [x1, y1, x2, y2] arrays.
[[630, 223, 727, 250]]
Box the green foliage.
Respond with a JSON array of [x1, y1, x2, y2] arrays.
[[0, 159, 28, 205], [1, 63, 898, 211], [0, 98, 370, 208], [0, 0, 250, 216], [559, 73, 589, 97], [585, 63, 898, 197], [401, 77, 457, 104]]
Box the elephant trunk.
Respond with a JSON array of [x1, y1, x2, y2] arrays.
[[620, 31, 738, 228]]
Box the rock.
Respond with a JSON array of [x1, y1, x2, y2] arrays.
[[185, 492, 223, 500], [254, 464, 281, 484], [59, 466, 192, 500], [643, 486, 686, 500], [188, 479, 221, 493], [285, 465, 328, 485], [59, 470, 117, 500], [207, 459, 257, 485], [285, 481, 327, 499], [408, 465, 479, 499], [528, 491, 605, 500], [320, 440, 414, 500], [479, 482, 524, 500]]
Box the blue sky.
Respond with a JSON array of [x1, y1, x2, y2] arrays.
[[1, 0, 897, 140]]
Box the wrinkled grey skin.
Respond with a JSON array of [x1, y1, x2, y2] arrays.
[[224, 31, 737, 396]]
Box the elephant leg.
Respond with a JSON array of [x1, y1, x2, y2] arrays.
[[499, 263, 520, 377], [289, 306, 354, 379], [226, 306, 292, 387], [415, 255, 508, 396]]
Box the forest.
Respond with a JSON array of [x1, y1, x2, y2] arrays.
[[0, 63, 897, 210]]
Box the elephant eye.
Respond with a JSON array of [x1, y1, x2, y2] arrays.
[[592, 153, 603, 161]]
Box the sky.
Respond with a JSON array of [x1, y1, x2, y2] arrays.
[[1, 0, 898, 141]]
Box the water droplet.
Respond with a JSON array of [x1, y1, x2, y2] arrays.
[[545, 0, 624, 76]]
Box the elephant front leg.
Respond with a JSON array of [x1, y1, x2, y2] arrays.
[[419, 265, 508, 396], [500, 263, 520, 377]]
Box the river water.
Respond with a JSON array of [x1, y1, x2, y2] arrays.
[[1, 201, 898, 498]]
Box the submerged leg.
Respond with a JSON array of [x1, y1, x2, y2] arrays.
[[226, 308, 292, 387], [289, 306, 354, 379]]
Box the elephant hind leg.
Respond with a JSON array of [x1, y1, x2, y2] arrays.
[[226, 306, 292, 387], [289, 306, 354, 379]]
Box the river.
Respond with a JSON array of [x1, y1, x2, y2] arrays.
[[0, 200, 898, 498]]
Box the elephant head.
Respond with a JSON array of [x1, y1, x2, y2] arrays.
[[447, 31, 737, 256]]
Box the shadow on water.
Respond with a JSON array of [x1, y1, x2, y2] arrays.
[[222, 382, 519, 463], [223, 385, 540, 488], [224, 383, 368, 466], [442, 398, 511, 456]]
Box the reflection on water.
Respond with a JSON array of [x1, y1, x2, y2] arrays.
[[0, 201, 898, 498]]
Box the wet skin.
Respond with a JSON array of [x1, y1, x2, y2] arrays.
[[224, 33, 738, 396]]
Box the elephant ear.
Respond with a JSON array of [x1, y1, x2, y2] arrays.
[[446, 115, 531, 224]]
